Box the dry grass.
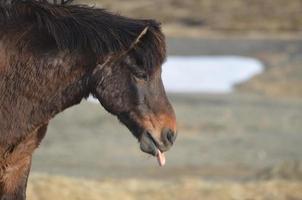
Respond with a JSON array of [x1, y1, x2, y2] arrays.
[[237, 61, 302, 97], [75, 0, 302, 36], [27, 174, 302, 200]]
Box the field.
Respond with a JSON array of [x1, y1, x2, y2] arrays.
[[28, 93, 302, 199], [24, 36, 302, 200], [28, 25, 302, 200], [76, 0, 302, 37], [27, 175, 302, 200], [26, 1, 302, 199]]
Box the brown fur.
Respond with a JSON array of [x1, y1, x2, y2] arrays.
[[0, 124, 47, 198], [0, 41, 7, 73]]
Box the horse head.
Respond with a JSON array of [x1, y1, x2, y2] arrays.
[[90, 25, 177, 166]]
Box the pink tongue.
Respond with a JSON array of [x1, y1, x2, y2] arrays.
[[156, 149, 166, 166]]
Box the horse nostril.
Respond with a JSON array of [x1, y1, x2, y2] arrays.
[[163, 128, 177, 145]]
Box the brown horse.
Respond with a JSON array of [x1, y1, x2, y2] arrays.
[[0, 0, 177, 199]]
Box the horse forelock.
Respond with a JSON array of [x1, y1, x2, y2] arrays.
[[0, 0, 166, 71]]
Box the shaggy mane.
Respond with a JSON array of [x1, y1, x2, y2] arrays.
[[0, 0, 166, 69]]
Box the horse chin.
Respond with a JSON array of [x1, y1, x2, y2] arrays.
[[139, 131, 158, 156]]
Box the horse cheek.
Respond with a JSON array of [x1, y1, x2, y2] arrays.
[[95, 79, 129, 115]]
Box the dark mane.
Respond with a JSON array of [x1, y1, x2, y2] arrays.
[[0, 0, 74, 5], [0, 0, 166, 69]]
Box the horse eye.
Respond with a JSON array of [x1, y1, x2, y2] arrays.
[[125, 61, 149, 81], [133, 71, 148, 81]]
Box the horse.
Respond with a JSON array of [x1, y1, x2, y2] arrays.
[[0, 0, 177, 199]]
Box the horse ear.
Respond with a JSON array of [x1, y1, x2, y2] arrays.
[[129, 27, 149, 51], [93, 26, 149, 74], [120, 26, 149, 67]]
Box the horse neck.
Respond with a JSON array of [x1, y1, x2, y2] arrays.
[[0, 45, 92, 142]]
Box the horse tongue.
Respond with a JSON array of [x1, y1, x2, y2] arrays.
[[156, 149, 166, 167]]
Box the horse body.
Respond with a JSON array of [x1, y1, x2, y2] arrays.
[[0, 1, 177, 199], [0, 36, 91, 199]]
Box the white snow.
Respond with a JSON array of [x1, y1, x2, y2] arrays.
[[162, 56, 263, 93]]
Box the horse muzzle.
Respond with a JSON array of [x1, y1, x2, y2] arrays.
[[139, 128, 177, 166]]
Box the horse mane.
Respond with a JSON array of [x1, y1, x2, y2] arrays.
[[0, 0, 166, 70], [0, 0, 74, 5]]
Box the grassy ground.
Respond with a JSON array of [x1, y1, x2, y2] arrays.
[[237, 59, 302, 97], [75, 0, 302, 37], [27, 175, 302, 200], [28, 94, 302, 200], [32, 94, 302, 181]]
